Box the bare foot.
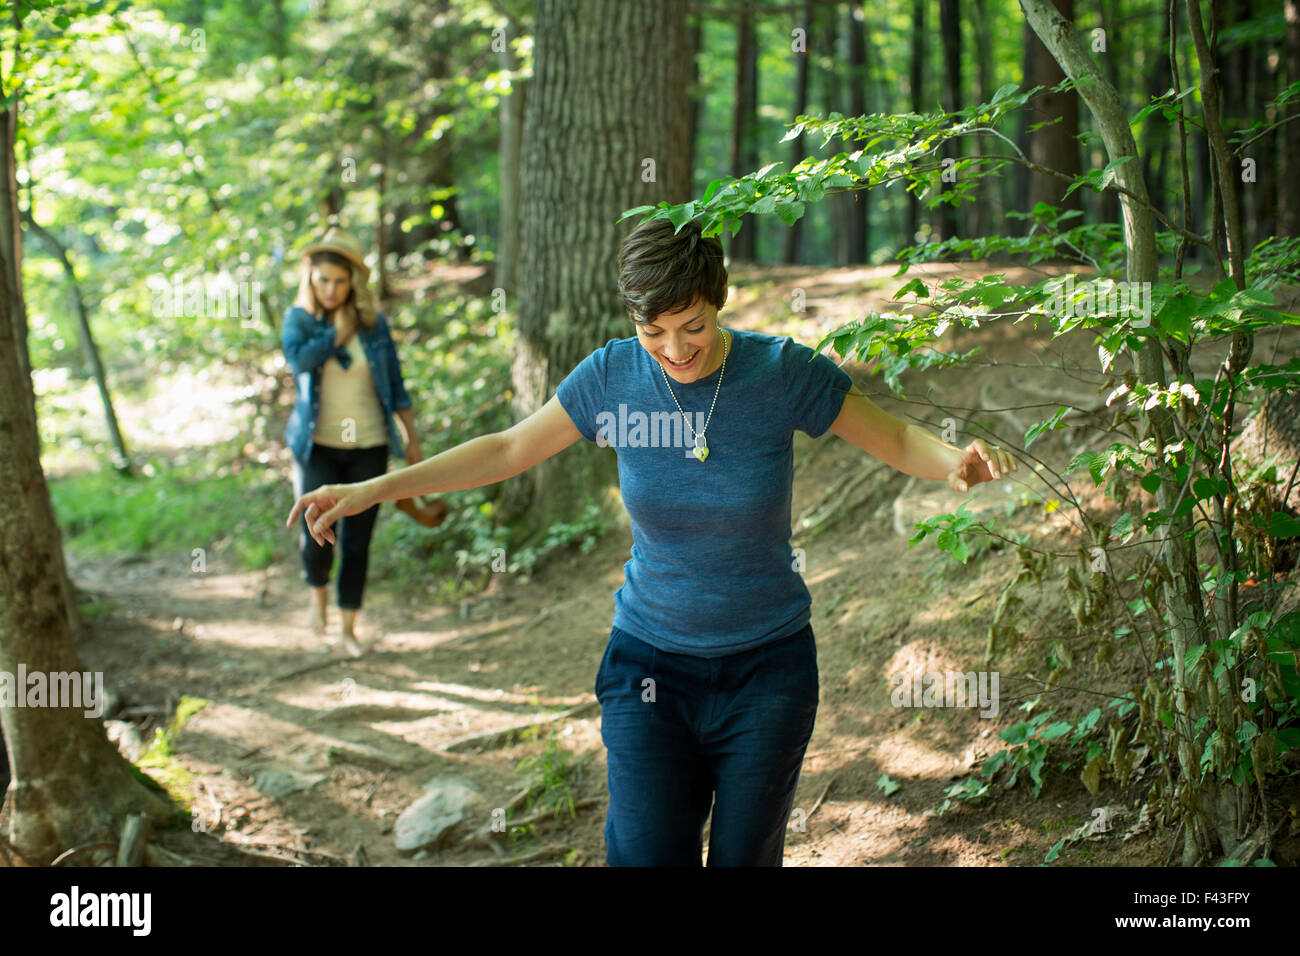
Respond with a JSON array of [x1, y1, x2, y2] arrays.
[[307, 604, 327, 636], [340, 633, 364, 658]]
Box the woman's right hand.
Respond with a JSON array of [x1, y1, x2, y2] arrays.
[[286, 482, 377, 545], [333, 310, 357, 346]]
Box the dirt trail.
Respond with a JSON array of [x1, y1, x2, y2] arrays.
[[63, 263, 1300, 866]]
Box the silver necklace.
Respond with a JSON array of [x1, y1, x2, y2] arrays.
[[659, 328, 729, 462]]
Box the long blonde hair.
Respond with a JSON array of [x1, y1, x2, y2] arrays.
[[293, 251, 378, 332]]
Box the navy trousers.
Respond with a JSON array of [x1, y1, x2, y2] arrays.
[[293, 442, 389, 610], [594, 622, 819, 866]]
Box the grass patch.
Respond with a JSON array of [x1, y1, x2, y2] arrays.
[[137, 694, 211, 818], [50, 460, 284, 571]]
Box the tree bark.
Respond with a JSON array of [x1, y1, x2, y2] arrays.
[[495, 13, 527, 296], [1280, 0, 1300, 236], [782, 1, 813, 265], [1018, 0, 1082, 233], [730, 5, 760, 262], [908, 0, 925, 243], [1019, 0, 1216, 867], [500, 0, 691, 540], [21, 214, 132, 474], [845, 2, 870, 262], [0, 168, 173, 869], [937, 0, 961, 244]]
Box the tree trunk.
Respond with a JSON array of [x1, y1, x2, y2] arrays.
[[937, 0, 961, 244], [824, 2, 849, 265], [687, 12, 703, 200], [495, 14, 527, 296], [376, 159, 390, 302], [1280, 0, 1300, 236], [845, 2, 870, 263], [782, 1, 813, 265], [0, 185, 173, 870], [730, 6, 760, 262], [970, 0, 992, 238], [1018, 0, 1217, 867], [1019, 0, 1082, 233], [21, 214, 132, 474], [500, 0, 691, 540], [908, 0, 925, 244]]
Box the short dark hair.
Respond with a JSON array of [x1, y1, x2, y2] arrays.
[[617, 218, 727, 325]]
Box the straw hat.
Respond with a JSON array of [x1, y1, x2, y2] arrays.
[[301, 227, 370, 282]]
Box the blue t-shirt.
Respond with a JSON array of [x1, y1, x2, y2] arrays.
[[556, 327, 854, 658]]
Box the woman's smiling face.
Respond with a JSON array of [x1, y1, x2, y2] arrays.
[[635, 295, 726, 383], [310, 261, 352, 313]]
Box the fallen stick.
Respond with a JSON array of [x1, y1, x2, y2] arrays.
[[362, 771, 390, 807], [142, 843, 201, 867], [225, 840, 347, 867], [117, 813, 149, 867], [256, 655, 351, 689], [506, 796, 603, 830], [519, 594, 593, 634], [806, 777, 835, 820], [49, 842, 117, 867], [442, 700, 600, 753], [470, 843, 572, 867]]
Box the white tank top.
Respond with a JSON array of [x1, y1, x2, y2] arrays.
[[312, 332, 388, 449]]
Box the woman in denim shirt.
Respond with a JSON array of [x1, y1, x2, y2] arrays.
[[282, 228, 438, 655]]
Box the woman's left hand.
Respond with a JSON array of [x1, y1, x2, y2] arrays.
[[947, 439, 1017, 493], [405, 444, 423, 467]]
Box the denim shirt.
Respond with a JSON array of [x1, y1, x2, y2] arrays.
[[282, 305, 413, 464]]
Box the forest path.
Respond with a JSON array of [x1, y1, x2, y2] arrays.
[[67, 261, 1291, 866]]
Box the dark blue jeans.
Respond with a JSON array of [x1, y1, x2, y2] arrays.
[[595, 622, 819, 866], [293, 442, 389, 610]]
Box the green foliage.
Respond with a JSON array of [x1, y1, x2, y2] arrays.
[[514, 732, 590, 825], [908, 501, 983, 565], [639, 72, 1300, 856], [137, 694, 210, 814], [49, 459, 285, 571], [938, 701, 1102, 815]]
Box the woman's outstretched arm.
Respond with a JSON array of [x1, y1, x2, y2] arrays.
[[286, 394, 584, 544], [828, 389, 1017, 492]]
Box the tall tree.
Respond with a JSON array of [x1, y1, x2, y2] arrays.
[[845, 2, 870, 262], [0, 42, 173, 862], [730, 4, 760, 262], [501, 0, 691, 536], [937, 0, 961, 244], [1017, 0, 1081, 234], [1280, 0, 1300, 236], [782, 1, 813, 264], [495, 10, 528, 296], [908, 0, 925, 243]]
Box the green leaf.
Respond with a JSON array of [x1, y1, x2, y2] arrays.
[[1139, 472, 1164, 494], [666, 202, 695, 232], [877, 773, 901, 796], [991, 83, 1021, 105], [1266, 512, 1300, 539], [893, 277, 929, 300], [1045, 837, 1066, 863], [1038, 721, 1073, 741], [1024, 406, 1069, 449], [775, 200, 806, 226]]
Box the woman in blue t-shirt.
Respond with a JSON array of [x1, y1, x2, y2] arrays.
[[282, 227, 445, 656], [285, 219, 1016, 865]]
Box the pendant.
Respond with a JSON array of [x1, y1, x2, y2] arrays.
[[693, 437, 708, 462]]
